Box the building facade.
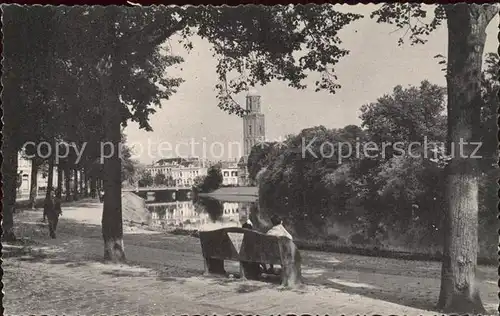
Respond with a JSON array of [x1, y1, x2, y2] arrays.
[[145, 157, 208, 187], [221, 161, 239, 186], [17, 155, 58, 196]]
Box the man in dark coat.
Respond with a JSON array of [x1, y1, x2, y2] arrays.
[[46, 189, 62, 239]]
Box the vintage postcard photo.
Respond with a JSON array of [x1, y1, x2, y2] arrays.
[[1, 3, 498, 315]]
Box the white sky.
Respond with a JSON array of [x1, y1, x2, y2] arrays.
[[124, 4, 499, 164]]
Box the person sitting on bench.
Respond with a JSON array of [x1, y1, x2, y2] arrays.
[[240, 219, 265, 279], [265, 215, 293, 274], [242, 219, 253, 229]]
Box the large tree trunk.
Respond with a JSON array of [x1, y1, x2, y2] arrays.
[[57, 163, 63, 192], [102, 93, 125, 262], [100, 11, 125, 261], [29, 158, 39, 210], [1, 131, 18, 241], [437, 4, 497, 314]]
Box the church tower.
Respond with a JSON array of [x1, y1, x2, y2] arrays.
[[238, 89, 265, 186], [243, 89, 265, 156]]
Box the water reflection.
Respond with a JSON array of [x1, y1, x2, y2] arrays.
[[145, 191, 256, 231]]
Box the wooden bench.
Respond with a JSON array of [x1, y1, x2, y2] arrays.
[[199, 227, 302, 287]]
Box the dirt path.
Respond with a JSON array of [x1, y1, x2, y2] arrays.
[[3, 199, 498, 315]]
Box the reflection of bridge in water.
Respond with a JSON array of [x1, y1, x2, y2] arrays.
[[122, 186, 192, 192], [127, 187, 193, 203]]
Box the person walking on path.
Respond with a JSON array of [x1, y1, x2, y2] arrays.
[[42, 189, 52, 223], [46, 189, 62, 239], [42, 206, 47, 223], [99, 189, 105, 203], [54, 188, 63, 216]]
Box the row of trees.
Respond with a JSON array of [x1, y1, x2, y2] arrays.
[[2, 6, 185, 262], [20, 133, 138, 210], [135, 164, 223, 190], [3, 4, 497, 312], [136, 170, 176, 187], [22, 144, 106, 208]]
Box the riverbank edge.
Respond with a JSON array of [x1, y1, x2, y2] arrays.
[[161, 226, 496, 266]]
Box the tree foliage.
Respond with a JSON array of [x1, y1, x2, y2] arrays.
[[138, 170, 154, 188], [178, 5, 363, 115], [199, 164, 223, 193], [153, 172, 167, 186], [257, 77, 495, 251], [120, 134, 139, 185], [246, 141, 280, 182]]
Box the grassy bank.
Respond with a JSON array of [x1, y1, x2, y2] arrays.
[[122, 192, 151, 224], [198, 186, 258, 202], [293, 238, 497, 266]]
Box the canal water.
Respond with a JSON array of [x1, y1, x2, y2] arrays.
[[139, 189, 261, 232]]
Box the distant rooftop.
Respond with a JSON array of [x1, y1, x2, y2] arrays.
[[220, 161, 238, 169], [153, 157, 202, 167]]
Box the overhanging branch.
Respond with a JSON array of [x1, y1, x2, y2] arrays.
[[119, 16, 188, 52]]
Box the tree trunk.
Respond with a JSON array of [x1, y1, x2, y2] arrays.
[[437, 4, 497, 314], [45, 154, 55, 200], [83, 169, 89, 197], [57, 163, 63, 193], [64, 163, 72, 202], [29, 158, 39, 210], [80, 169, 85, 197], [102, 95, 125, 262], [100, 10, 125, 262], [73, 168, 79, 201], [1, 131, 18, 241], [91, 176, 97, 198]]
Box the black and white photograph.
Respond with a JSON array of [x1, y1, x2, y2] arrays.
[[1, 3, 499, 315]]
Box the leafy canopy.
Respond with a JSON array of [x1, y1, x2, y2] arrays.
[[178, 5, 363, 115]]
